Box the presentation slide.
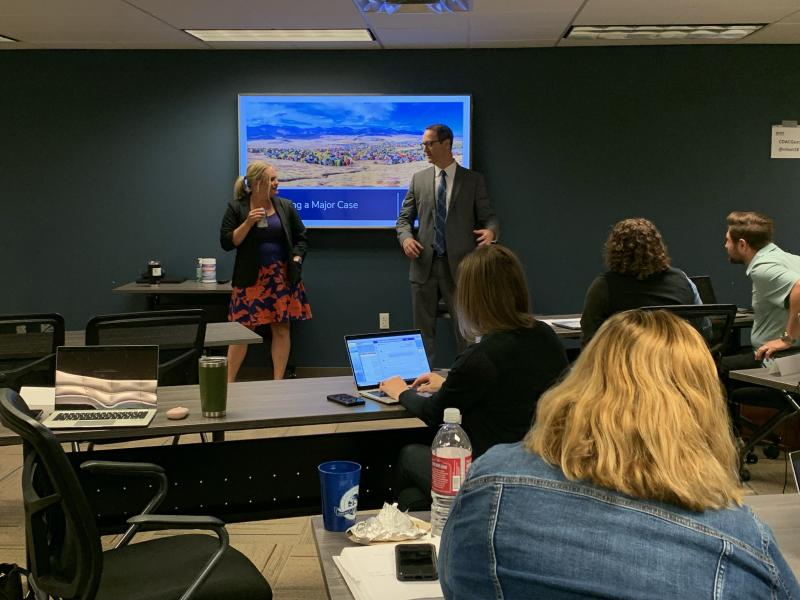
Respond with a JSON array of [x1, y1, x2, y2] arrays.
[[238, 94, 472, 228]]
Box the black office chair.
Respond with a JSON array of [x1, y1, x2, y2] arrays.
[[85, 309, 206, 387], [728, 351, 800, 479], [0, 313, 65, 391], [640, 304, 738, 370], [0, 388, 272, 600]]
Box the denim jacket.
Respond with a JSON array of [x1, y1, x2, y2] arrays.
[[439, 442, 800, 599]]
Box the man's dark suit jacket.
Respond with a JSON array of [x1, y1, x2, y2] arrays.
[[396, 164, 498, 284]]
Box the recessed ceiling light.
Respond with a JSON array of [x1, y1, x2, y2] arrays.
[[0, 34, 18, 43], [185, 29, 374, 43], [566, 24, 764, 41]]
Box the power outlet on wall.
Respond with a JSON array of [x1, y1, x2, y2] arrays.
[[379, 313, 390, 330]]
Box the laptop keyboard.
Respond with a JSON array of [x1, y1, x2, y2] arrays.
[[369, 390, 388, 397], [52, 411, 150, 421]]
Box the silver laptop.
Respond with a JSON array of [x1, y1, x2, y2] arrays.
[[42, 345, 159, 429], [344, 330, 431, 404]]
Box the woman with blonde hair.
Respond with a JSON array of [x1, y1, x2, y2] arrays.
[[220, 161, 311, 381], [440, 310, 799, 599], [380, 244, 568, 509]]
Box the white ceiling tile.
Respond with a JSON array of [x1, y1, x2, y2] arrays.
[[0, 0, 134, 17], [0, 14, 197, 44], [364, 12, 469, 30], [739, 22, 800, 42], [469, 13, 570, 40], [471, 39, 560, 47], [16, 40, 204, 49], [773, 8, 800, 23], [373, 26, 468, 47], [1, 0, 800, 50], [472, 0, 583, 14], [129, 0, 365, 29]]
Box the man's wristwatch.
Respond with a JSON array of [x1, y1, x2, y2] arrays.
[[780, 331, 796, 344]]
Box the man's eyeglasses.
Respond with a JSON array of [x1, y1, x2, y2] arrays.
[[420, 140, 442, 149]]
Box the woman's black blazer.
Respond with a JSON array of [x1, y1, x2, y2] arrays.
[[220, 196, 308, 288]]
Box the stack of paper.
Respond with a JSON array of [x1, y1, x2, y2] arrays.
[[764, 352, 800, 377], [19, 386, 55, 410], [333, 537, 443, 600]]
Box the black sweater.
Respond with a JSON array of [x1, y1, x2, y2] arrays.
[[398, 324, 568, 458], [580, 267, 696, 344]]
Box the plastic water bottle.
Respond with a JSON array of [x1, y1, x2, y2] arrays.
[[430, 408, 472, 536]]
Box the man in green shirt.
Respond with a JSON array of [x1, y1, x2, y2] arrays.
[[725, 211, 800, 359]]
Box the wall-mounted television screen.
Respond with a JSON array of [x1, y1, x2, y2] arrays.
[[238, 94, 472, 228]]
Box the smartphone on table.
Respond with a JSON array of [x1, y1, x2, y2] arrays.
[[395, 543, 438, 581], [326, 393, 365, 407]]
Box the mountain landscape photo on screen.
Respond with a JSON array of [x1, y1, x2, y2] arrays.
[[238, 95, 471, 228]]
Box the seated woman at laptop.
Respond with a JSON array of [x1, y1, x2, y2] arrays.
[[439, 310, 800, 599], [379, 244, 568, 510], [580, 217, 700, 344]]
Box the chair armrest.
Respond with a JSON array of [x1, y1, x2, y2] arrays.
[[126, 514, 225, 531], [80, 460, 168, 548], [126, 514, 230, 600], [159, 349, 200, 376], [80, 460, 165, 477], [0, 353, 55, 387]]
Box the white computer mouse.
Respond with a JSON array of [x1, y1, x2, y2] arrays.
[[166, 406, 189, 420]]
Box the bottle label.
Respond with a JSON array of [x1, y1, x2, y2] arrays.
[[152, 267, 162, 276], [431, 453, 472, 496]]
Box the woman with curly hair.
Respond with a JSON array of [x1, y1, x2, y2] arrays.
[[580, 217, 699, 344]]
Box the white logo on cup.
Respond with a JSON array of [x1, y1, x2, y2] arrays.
[[334, 486, 359, 521]]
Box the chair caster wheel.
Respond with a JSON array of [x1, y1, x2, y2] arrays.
[[764, 445, 780, 460], [740, 468, 751, 482], [745, 452, 759, 465]]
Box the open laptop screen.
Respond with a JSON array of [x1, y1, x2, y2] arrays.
[[55, 345, 159, 410], [345, 331, 430, 389]]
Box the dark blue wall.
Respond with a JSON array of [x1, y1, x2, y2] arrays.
[[2, 46, 799, 366]]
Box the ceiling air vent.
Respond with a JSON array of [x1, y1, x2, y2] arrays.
[[354, 0, 471, 14]]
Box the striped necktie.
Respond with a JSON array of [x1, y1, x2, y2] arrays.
[[434, 170, 447, 256]]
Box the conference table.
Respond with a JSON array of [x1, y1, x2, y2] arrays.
[[3, 376, 431, 531], [312, 511, 437, 600], [539, 310, 755, 340], [1, 376, 409, 446], [63, 321, 262, 348], [729, 366, 800, 462], [114, 280, 232, 312], [311, 496, 800, 600], [730, 367, 800, 395], [114, 280, 232, 296]]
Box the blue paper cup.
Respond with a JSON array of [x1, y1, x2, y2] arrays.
[[318, 461, 361, 532]]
